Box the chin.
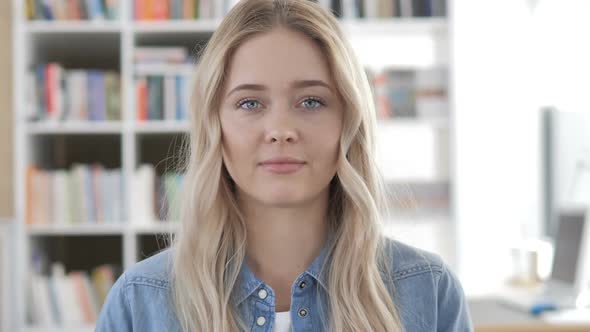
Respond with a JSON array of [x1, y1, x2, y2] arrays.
[[259, 192, 308, 208]]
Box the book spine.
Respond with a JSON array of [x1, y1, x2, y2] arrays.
[[331, 0, 342, 18], [105, 0, 118, 19], [46, 63, 57, 121], [164, 75, 176, 121], [36, 65, 46, 120], [341, 0, 355, 18], [147, 76, 163, 120], [83, 165, 94, 223], [365, 0, 377, 18], [145, 0, 153, 20], [55, 65, 66, 121], [183, 0, 194, 19], [96, 72, 106, 121], [175, 75, 183, 121], [198, 0, 210, 19], [65, 71, 76, 122], [67, 168, 78, 224], [170, 0, 181, 19], [152, 0, 168, 20], [134, 0, 143, 20], [26, 0, 36, 20], [41, 0, 55, 20], [47, 275, 62, 324], [79, 71, 89, 120], [182, 73, 191, 120], [136, 77, 148, 121], [92, 164, 103, 223], [400, 0, 412, 17], [87, 71, 97, 121], [69, 0, 80, 19]]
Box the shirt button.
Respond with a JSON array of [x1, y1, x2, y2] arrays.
[[298, 281, 307, 289], [256, 316, 266, 326], [298, 308, 308, 318], [257, 288, 268, 300]]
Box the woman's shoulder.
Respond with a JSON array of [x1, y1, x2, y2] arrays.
[[96, 248, 180, 331], [381, 237, 473, 330], [382, 236, 445, 281], [123, 248, 174, 289]]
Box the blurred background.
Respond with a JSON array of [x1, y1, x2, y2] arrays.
[[1, 0, 590, 331]]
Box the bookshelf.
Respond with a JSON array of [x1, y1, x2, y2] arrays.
[[12, 0, 452, 330]]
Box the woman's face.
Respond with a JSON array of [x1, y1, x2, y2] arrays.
[[219, 26, 343, 208]]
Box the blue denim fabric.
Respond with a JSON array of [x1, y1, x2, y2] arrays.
[[96, 237, 473, 331]]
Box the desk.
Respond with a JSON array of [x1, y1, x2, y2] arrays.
[[469, 298, 590, 332]]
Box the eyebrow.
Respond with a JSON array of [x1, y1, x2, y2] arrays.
[[226, 79, 333, 98]]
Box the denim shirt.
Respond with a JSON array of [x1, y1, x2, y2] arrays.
[[96, 237, 473, 331]]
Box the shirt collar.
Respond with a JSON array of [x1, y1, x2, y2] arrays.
[[232, 235, 333, 306]]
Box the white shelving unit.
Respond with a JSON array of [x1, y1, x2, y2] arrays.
[[1, 220, 13, 332], [12, 1, 452, 331]]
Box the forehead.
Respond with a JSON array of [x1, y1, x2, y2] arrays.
[[225, 27, 333, 88]]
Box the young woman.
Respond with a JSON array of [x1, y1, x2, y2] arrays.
[[96, 0, 472, 331]]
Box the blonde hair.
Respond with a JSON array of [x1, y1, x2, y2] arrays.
[[171, 0, 404, 330]]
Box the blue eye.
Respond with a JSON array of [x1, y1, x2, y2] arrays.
[[301, 97, 325, 109], [237, 99, 261, 110], [236, 97, 326, 111]]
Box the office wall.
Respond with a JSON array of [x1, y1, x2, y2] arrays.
[[0, 1, 12, 218], [452, 0, 542, 295]]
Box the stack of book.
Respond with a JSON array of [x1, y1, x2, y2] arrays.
[[25, 164, 125, 225], [26, 0, 119, 21], [132, 164, 185, 224], [368, 67, 447, 119], [28, 260, 120, 327], [134, 0, 240, 20], [328, 0, 447, 18], [27, 64, 121, 122], [135, 47, 193, 122]]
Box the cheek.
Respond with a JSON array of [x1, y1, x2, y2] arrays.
[[309, 122, 342, 165], [221, 124, 256, 172]]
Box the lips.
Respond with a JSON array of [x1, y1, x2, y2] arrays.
[[259, 157, 306, 174], [260, 157, 305, 165]]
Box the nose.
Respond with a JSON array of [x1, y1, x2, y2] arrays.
[[265, 129, 297, 143], [264, 109, 299, 144]]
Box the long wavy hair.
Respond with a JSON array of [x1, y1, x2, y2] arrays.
[[170, 0, 404, 330]]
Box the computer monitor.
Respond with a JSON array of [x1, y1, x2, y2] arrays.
[[550, 207, 589, 291]]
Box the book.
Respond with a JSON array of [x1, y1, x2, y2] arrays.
[[136, 77, 148, 121], [29, 65, 120, 123], [164, 75, 177, 122], [70, 271, 96, 323], [134, 47, 189, 63], [132, 165, 185, 223], [28, 0, 119, 21], [29, 275, 55, 325], [331, 0, 342, 17], [28, 264, 119, 326], [136, 73, 191, 121], [148, 75, 164, 120], [26, 164, 124, 225], [368, 67, 447, 120], [131, 164, 157, 225]]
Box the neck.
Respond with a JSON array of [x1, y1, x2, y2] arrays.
[[239, 190, 329, 286]]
